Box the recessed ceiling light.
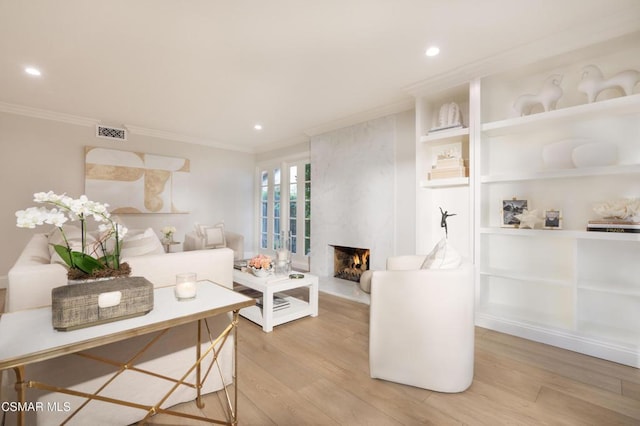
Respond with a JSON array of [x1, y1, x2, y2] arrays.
[[425, 46, 440, 57], [25, 67, 42, 76], [254, 124, 263, 131]]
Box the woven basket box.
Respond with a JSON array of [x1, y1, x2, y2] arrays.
[[52, 276, 154, 331]]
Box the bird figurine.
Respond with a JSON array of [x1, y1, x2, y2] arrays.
[[513, 74, 564, 116], [578, 64, 640, 103]]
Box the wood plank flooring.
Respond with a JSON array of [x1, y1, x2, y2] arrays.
[[2, 288, 639, 425], [144, 292, 640, 425]]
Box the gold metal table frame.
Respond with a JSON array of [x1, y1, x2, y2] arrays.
[[0, 281, 255, 426]]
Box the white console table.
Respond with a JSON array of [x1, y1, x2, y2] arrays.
[[0, 281, 254, 426], [233, 270, 319, 332]]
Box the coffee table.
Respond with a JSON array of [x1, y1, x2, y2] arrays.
[[233, 270, 319, 332]]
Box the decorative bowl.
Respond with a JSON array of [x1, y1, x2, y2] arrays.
[[571, 142, 618, 168], [541, 139, 588, 169], [250, 266, 271, 278]]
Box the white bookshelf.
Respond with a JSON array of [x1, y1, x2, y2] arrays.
[[412, 32, 640, 367]]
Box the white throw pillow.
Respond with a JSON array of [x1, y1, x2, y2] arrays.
[[202, 223, 226, 249], [421, 237, 462, 269], [120, 228, 165, 258]]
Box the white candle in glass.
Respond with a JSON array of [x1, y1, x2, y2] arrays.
[[175, 272, 197, 300], [276, 249, 288, 261]]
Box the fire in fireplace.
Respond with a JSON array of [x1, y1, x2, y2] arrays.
[[333, 245, 370, 283]]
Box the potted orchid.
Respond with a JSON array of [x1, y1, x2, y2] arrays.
[[15, 191, 130, 280]]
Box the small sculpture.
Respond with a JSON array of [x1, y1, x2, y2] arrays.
[[430, 102, 463, 132], [578, 64, 640, 103], [439, 207, 457, 238], [438, 102, 461, 128], [514, 209, 542, 229], [593, 198, 640, 220], [513, 74, 563, 116]]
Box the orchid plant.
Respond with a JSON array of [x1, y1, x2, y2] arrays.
[[15, 191, 130, 279]]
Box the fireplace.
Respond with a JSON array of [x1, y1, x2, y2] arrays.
[[332, 245, 370, 283]]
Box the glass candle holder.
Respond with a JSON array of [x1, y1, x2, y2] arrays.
[[175, 272, 197, 301]]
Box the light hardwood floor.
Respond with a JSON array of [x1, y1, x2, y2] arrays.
[[144, 291, 640, 425], [2, 289, 639, 425]]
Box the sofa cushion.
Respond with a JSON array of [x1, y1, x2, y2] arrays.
[[120, 228, 165, 257], [195, 222, 226, 249], [421, 237, 462, 269]]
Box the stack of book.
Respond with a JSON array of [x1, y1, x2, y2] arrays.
[[256, 295, 290, 311], [587, 219, 640, 233], [429, 157, 468, 180], [237, 287, 291, 311]]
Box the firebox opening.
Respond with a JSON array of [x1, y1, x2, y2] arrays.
[[332, 245, 370, 283]]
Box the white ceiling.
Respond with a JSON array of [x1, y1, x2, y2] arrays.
[[1, 1, 639, 153]]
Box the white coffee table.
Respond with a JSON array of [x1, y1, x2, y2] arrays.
[[233, 270, 319, 332]]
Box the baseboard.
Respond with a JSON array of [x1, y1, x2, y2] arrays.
[[476, 313, 640, 368]]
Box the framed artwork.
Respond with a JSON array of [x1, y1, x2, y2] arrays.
[[544, 209, 563, 229], [85, 146, 190, 214], [502, 198, 528, 227]]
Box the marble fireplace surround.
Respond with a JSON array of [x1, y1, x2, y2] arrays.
[[309, 114, 398, 288]]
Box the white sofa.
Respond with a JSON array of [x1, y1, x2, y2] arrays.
[[2, 232, 237, 425], [369, 256, 475, 393]]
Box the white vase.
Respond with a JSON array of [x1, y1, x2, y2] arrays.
[[541, 139, 590, 169], [571, 142, 618, 168]]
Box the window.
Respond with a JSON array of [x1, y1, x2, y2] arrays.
[[258, 159, 311, 264], [289, 163, 311, 256]]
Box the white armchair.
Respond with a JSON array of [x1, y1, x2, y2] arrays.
[[369, 256, 474, 392]]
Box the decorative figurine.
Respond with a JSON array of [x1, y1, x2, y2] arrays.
[[429, 102, 463, 132], [439, 207, 457, 238], [578, 64, 640, 103], [513, 74, 564, 116], [514, 209, 542, 229]]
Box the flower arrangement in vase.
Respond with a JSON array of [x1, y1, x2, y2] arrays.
[[247, 254, 273, 277], [161, 225, 177, 243], [15, 191, 130, 280]]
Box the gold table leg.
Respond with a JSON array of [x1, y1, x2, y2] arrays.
[[12, 366, 26, 426], [11, 312, 242, 425]]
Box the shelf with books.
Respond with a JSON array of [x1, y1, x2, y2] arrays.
[[419, 127, 469, 144], [420, 177, 469, 188], [479, 227, 640, 242]]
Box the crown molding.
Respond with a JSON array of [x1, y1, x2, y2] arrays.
[[0, 101, 100, 127], [123, 124, 254, 153], [252, 134, 310, 154], [303, 98, 414, 137], [0, 100, 254, 153], [404, 9, 640, 97]]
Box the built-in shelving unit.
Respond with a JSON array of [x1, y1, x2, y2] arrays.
[[412, 31, 640, 367], [414, 85, 473, 258]]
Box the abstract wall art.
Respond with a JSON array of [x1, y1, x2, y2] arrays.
[[85, 146, 190, 214]]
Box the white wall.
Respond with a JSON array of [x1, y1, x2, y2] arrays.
[[0, 112, 255, 286], [309, 110, 415, 277]]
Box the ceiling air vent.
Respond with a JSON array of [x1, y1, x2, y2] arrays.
[[96, 125, 127, 141]]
